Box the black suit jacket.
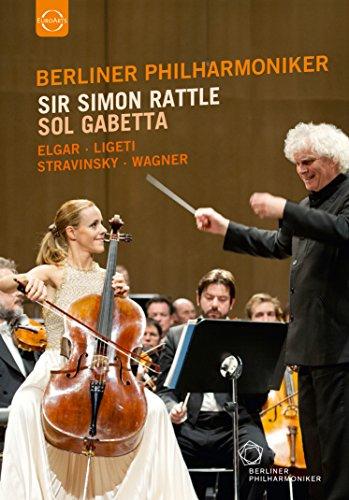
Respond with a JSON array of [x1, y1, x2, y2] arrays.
[[157, 324, 264, 426], [0, 335, 36, 407], [223, 173, 349, 366]]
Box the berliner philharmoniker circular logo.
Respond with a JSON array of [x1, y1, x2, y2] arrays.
[[238, 440, 263, 466]]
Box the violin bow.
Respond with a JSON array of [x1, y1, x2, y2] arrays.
[[15, 278, 160, 374]]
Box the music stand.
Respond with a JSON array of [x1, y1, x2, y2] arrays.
[[164, 319, 287, 500]]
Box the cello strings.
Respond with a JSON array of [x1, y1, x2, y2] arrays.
[[30, 297, 160, 374], [259, 391, 299, 417]]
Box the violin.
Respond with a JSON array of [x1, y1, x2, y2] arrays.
[[137, 344, 164, 392], [41, 215, 147, 457], [138, 352, 157, 391], [11, 315, 47, 352], [260, 367, 306, 469]]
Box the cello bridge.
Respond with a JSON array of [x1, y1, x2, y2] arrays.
[[283, 404, 298, 418], [90, 354, 109, 372]]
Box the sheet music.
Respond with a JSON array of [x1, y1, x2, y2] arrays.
[[164, 321, 196, 389]]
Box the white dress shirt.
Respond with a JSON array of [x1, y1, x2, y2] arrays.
[[0, 322, 27, 377]]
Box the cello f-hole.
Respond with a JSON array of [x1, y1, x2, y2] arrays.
[[66, 353, 88, 378]]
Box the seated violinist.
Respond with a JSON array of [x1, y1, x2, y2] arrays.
[[0, 257, 37, 470], [142, 318, 163, 354], [157, 269, 274, 500], [0, 199, 197, 500], [0, 257, 37, 407], [136, 318, 163, 391]]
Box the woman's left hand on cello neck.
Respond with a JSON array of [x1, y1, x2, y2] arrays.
[[112, 272, 129, 298]]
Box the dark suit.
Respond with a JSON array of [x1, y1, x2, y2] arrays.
[[0, 334, 36, 467], [0, 335, 36, 408], [157, 324, 274, 500], [223, 173, 349, 499]]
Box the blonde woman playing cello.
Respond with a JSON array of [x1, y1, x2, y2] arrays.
[[0, 199, 196, 500]]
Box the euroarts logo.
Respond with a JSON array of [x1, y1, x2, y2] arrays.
[[36, 0, 69, 37]]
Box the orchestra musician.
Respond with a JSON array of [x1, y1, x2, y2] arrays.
[[145, 295, 174, 338], [247, 292, 309, 499], [0, 257, 37, 406], [141, 317, 163, 354], [172, 298, 196, 325], [245, 293, 284, 323], [195, 122, 349, 499], [157, 269, 274, 499], [0, 257, 37, 470], [136, 318, 163, 391], [0, 199, 196, 499]]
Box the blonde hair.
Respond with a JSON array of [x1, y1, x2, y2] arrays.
[[245, 292, 284, 321], [36, 199, 95, 265]]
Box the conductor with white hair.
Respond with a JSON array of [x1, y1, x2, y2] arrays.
[[195, 122, 349, 500]]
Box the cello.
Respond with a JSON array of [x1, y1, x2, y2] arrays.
[[260, 366, 306, 469], [41, 215, 147, 457]]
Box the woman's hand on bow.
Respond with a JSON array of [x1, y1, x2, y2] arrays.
[[19, 273, 48, 302]]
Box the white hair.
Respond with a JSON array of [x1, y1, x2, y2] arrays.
[[284, 122, 349, 173]]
